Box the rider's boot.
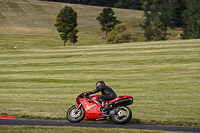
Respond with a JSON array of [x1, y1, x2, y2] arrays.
[[102, 102, 111, 114]]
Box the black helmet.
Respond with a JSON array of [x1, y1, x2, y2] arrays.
[[96, 81, 105, 88]]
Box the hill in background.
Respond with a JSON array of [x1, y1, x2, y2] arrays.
[[0, 0, 145, 50]]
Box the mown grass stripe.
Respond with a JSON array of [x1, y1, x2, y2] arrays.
[[0, 40, 200, 126]]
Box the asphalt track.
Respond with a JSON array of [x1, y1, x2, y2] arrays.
[[0, 119, 200, 132]]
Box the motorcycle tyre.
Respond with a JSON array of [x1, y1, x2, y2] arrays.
[[110, 106, 132, 124], [66, 105, 85, 123]]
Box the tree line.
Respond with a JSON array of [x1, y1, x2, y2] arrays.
[[40, 0, 142, 10], [54, 0, 200, 45], [140, 0, 200, 41]]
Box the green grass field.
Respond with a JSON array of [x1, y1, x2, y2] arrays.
[[0, 0, 200, 132], [0, 39, 200, 127]]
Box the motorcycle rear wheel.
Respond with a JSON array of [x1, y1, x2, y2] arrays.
[[66, 105, 85, 123], [110, 106, 132, 124]]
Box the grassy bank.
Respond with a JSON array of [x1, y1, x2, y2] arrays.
[[0, 125, 188, 133], [0, 39, 199, 127]]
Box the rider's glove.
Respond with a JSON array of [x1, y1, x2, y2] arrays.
[[84, 92, 92, 99], [84, 92, 89, 97]]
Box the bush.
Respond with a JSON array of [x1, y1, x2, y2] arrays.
[[107, 23, 134, 44]]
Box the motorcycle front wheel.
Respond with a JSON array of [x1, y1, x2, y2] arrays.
[[66, 105, 85, 123], [110, 106, 132, 124]]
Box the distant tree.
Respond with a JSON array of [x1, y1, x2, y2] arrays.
[[140, 0, 188, 41], [131, 0, 143, 10], [54, 6, 78, 46], [181, 0, 200, 39], [140, 0, 154, 41], [96, 7, 121, 39], [107, 23, 134, 43], [114, 0, 142, 10], [171, 0, 187, 27], [140, 0, 178, 41], [41, 0, 142, 10]]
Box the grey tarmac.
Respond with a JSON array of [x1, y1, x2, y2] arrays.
[[0, 119, 200, 132]]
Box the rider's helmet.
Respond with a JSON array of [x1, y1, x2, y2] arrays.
[[96, 81, 105, 88]]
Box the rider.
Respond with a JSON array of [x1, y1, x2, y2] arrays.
[[84, 81, 117, 112]]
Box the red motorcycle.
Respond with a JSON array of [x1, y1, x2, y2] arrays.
[[66, 92, 133, 124]]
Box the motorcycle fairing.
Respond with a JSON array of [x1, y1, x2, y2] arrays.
[[79, 98, 105, 120]]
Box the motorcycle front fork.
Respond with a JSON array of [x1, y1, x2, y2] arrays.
[[74, 104, 82, 113]]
